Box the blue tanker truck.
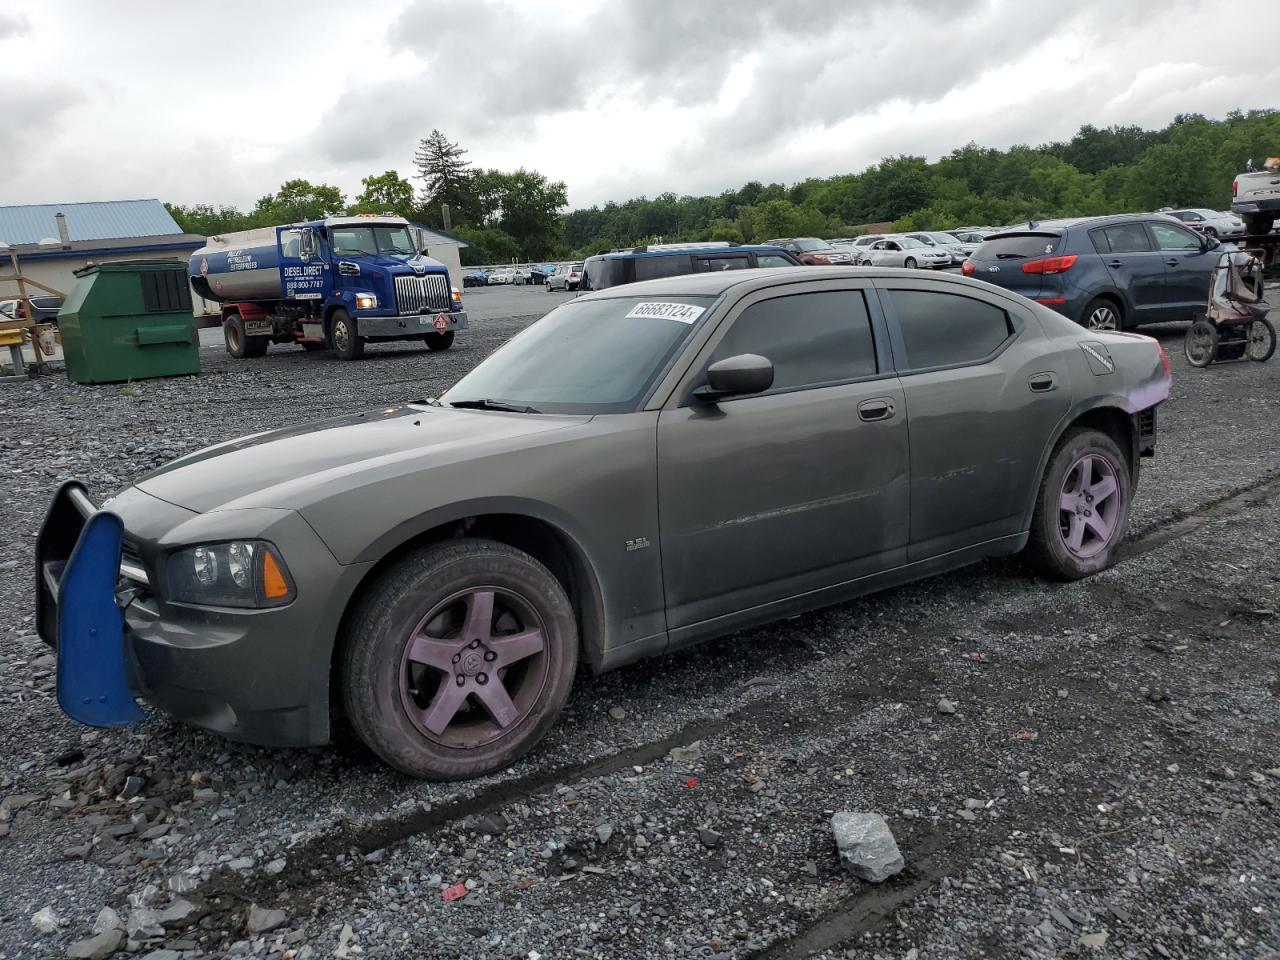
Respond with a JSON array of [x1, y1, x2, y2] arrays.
[[189, 214, 467, 361]]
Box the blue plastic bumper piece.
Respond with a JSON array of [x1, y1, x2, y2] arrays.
[[55, 509, 145, 727]]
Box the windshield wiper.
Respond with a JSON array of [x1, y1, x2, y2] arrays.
[[448, 398, 540, 414]]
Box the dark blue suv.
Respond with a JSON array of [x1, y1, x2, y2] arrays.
[[962, 214, 1221, 330], [581, 243, 800, 292]]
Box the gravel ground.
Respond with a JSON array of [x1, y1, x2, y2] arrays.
[[1, 288, 1277, 960]]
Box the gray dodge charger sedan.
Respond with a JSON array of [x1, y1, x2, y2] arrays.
[[37, 267, 1172, 779]]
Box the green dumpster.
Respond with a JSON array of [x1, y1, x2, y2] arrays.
[[59, 259, 199, 384]]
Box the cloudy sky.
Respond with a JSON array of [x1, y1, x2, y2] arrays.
[[2, 1, 1278, 215]]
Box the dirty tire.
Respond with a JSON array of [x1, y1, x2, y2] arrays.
[[1025, 428, 1131, 581], [330, 309, 364, 361], [223, 314, 248, 359], [342, 539, 578, 780], [424, 330, 455, 351], [1185, 319, 1218, 367]]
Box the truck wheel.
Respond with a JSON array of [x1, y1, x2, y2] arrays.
[[301, 342, 325, 352], [341, 539, 578, 780], [330, 310, 364, 361], [1025, 428, 1131, 581], [223, 314, 268, 359], [424, 331, 455, 351]]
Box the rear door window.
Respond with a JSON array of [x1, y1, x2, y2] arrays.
[[693, 256, 750, 272], [754, 254, 793, 268], [971, 234, 1061, 261], [1093, 223, 1153, 254], [886, 289, 1013, 370], [634, 255, 689, 282], [711, 291, 877, 392]]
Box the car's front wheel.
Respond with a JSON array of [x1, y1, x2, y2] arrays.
[[904, 256, 917, 269], [342, 539, 578, 780], [1026, 428, 1131, 580]]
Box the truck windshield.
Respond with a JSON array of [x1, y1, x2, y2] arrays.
[[442, 295, 715, 415], [330, 225, 416, 258]]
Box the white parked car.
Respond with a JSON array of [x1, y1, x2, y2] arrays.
[[488, 268, 525, 286], [856, 237, 952, 269], [1160, 208, 1245, 240], [903, 231, 976, 264]]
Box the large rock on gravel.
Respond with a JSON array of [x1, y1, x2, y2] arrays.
[[66, 929, 124, 959], [245, 904, 288, 934], [831, 812, 904, 883]]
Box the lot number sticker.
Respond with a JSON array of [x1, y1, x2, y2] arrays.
[[625, 301, 705, 324]]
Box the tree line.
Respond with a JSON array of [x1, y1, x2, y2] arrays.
[[167, 110, 1279, 264]]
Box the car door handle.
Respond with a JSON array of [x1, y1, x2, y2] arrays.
[[1106, 260, 1124, 268], [1164, 258, 1180, 266], [858, 398, 895, 422], [1028, 372, 1057, 392]]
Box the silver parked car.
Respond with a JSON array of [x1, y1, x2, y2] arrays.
[[1160, 208, 1245, 240], [546, 262, 584, 292], [904, 231, 978, 264], [856, 237, 951, 269]]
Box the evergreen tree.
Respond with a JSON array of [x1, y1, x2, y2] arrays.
[[413, 130, 473, 224]]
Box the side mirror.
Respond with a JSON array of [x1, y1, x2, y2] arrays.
[[694, 354, 774, 401], [1203, 234, 1220, 250]]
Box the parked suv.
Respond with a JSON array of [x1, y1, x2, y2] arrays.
[[546, 262, 584, 291], [581, 244, 800, 291], [763, 238, 854, 265], [962, 214, 1220, 330]]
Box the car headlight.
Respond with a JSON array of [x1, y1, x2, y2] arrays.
[[166, 541, 295, 608], [354, 293, 377, 310]]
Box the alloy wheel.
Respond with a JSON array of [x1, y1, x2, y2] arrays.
[[1057, 454, 1121, 559], [1086, 305, 1118, 331], [398, 587, 549, 749]]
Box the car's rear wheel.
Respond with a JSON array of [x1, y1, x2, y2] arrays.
[[1082, 298, 1121, 332], [1026, 428, 1131, 580], [904, 257, 917, 269], [424, 331, 455, 351], [342, 539, 578, 780], [330, 309, 364, 361]]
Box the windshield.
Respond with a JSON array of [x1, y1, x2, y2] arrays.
[[443, 295, 714, 414], [330, 224, 416, 258], [793, 238, 833, 252], [899, 238, 926, 249], [928, 232, 961, 244]]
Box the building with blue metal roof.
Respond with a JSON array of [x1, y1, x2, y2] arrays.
[[0, 198, 205, 306]]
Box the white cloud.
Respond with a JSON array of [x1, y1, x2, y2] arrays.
[[0, 0, 1276, 212]]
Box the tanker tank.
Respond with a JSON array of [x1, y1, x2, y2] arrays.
[[189, 227, 285, 303]]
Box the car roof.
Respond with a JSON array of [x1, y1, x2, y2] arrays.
[[574, 265, 983, 302], [985, 212, 1165, 238], [590, 244, 787, 261]]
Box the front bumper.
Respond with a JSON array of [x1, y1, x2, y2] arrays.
[[357, 309, 468, 339], [36, 483, 369, 747]]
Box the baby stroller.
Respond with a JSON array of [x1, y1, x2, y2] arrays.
[[1184, 250, 1276, 367]]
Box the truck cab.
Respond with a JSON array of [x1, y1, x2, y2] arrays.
[[190, 214, 467, 361]]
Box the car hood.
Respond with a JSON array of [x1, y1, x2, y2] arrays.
[[135, 405, 586, 513]]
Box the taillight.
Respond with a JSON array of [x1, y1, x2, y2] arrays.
[[961, 260, 975, 276], [1021, 254, 1078, 275], [1156, 340, 1171, 380], [1232, 179, 1239, 197]]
